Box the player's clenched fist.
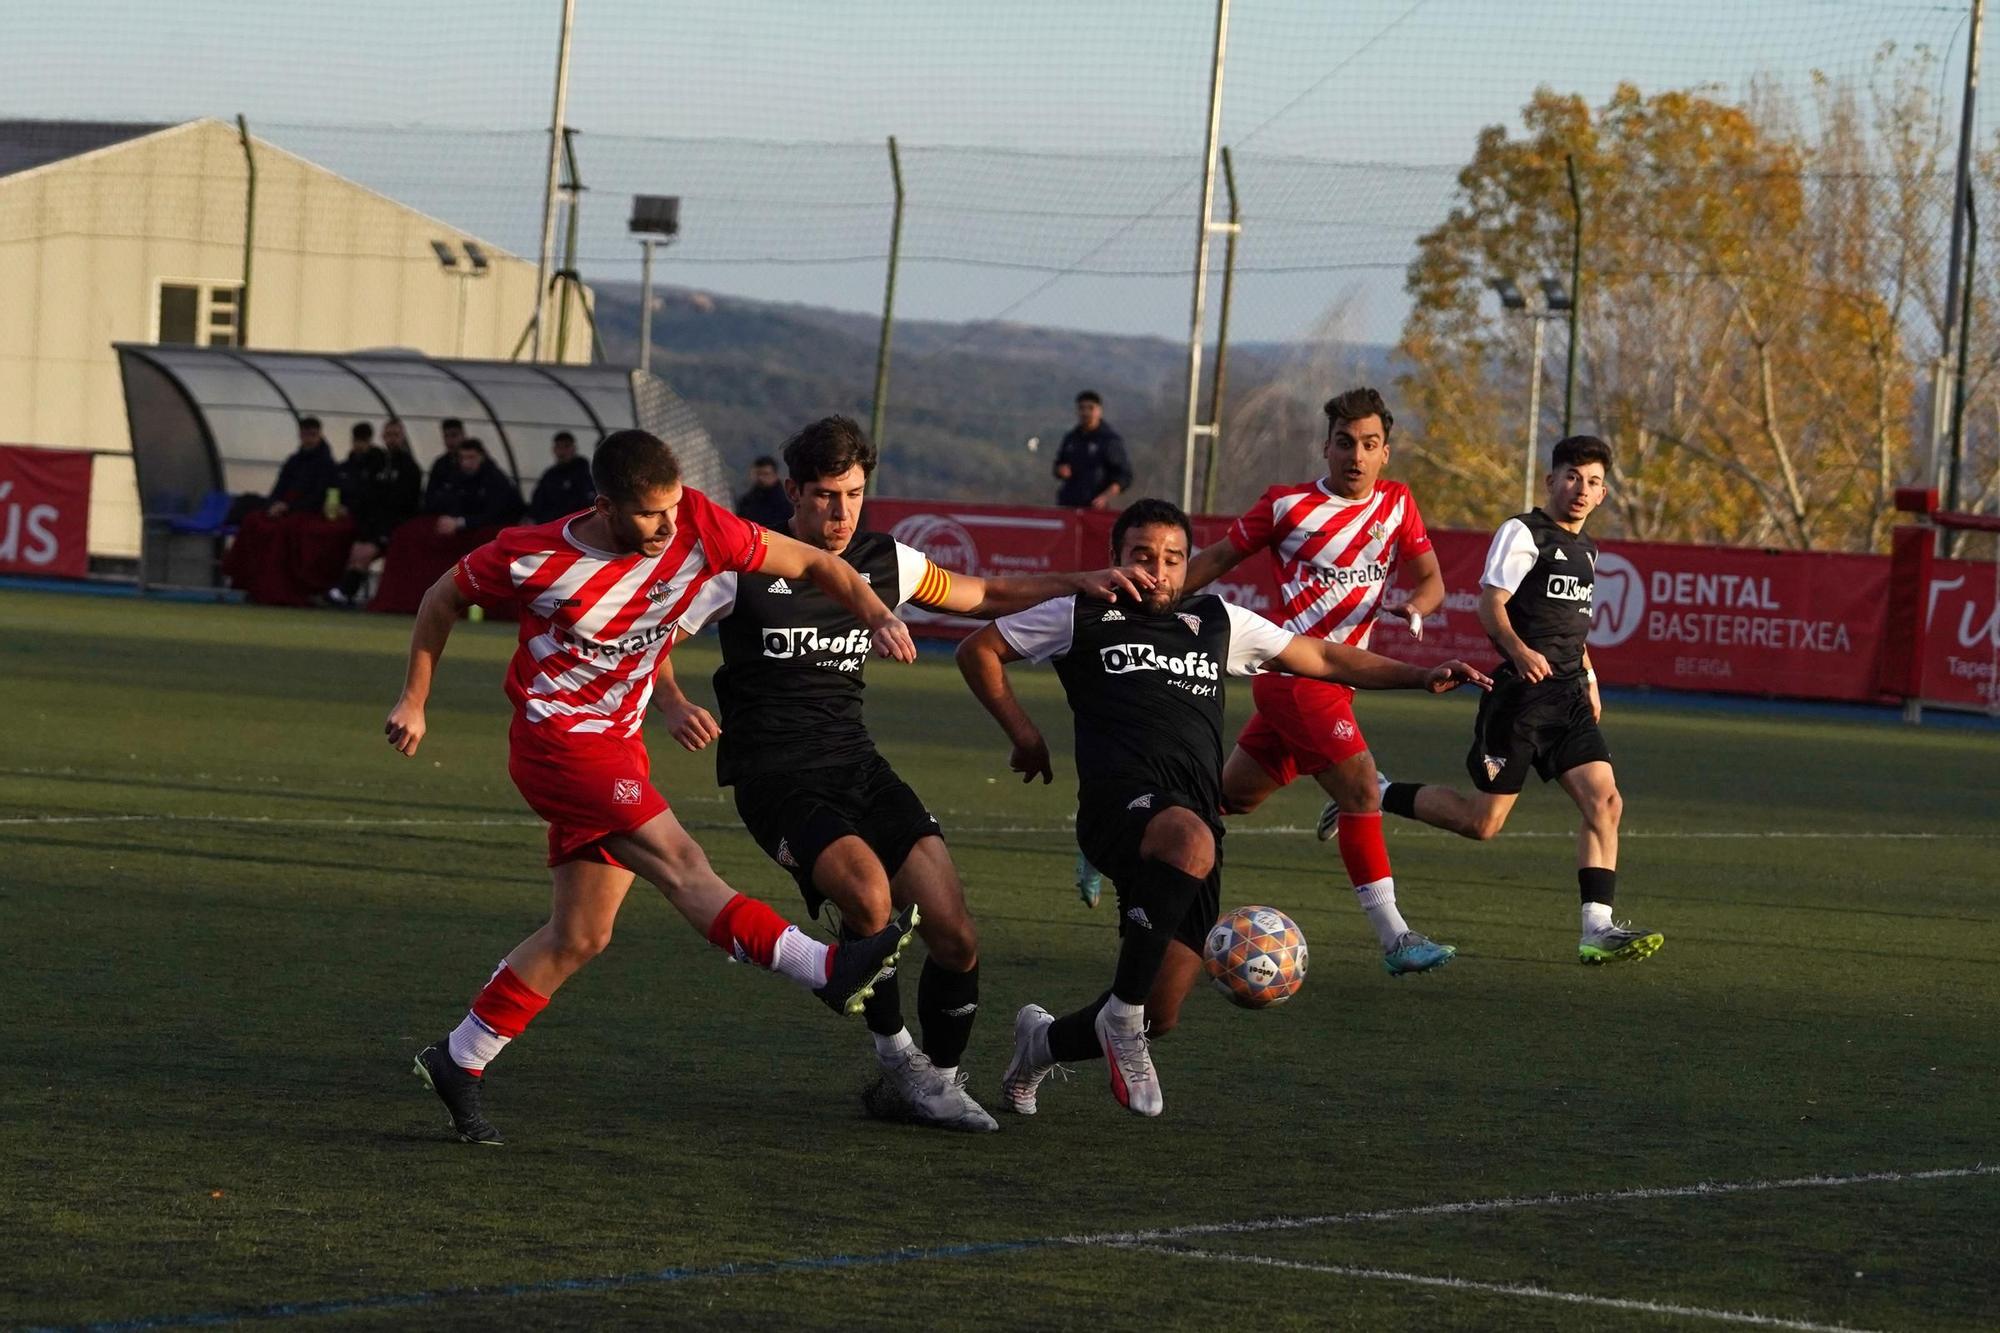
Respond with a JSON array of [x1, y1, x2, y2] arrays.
[[385, 698, 427, 756], [1424, 661, 1492, 694], [658, 697, 721, 752], [1010, 733, 1054, 784]]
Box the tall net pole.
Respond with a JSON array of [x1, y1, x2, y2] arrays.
[[530, 0, 577, 362], [1933, 0, 1984, 512], [1179, 0, 1230, 512], [872, 135, 905, 453]]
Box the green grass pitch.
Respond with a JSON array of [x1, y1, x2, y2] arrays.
[[3, 589, 1996, 1330]]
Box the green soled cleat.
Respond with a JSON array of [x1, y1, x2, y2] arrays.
[[1579, 924, 1664, 966], [818, 903, 921, 1015], [1075, 853, 1103, 909], [1383, 930, 1457, 976]]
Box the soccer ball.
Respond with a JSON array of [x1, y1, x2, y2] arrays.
[[1203, 905, 1308, 1009]]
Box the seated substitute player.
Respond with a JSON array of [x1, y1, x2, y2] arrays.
[[957, 498, 1489, 1117], [385, 429, 924, 1146], [660, 415, 1151, 1133], [1178, 386, 1455, 975], [1375, 434, 1664, 966]]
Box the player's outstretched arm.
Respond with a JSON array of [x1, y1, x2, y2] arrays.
[[927, 563, 1152, 619], [1477, 585, 1552, 682], [1270, 634, 1492, 695], [649, 646, 721, 752], [760, 530, 916, 662], [385, 569, 472, 757], [955, 625, 1054, 783]]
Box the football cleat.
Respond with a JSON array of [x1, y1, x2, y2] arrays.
[[1075, 853, 1103, 909], [1000, 1004, 1057, 1115], [413, 1042, 503, 1146], [817, 904, 921, 1015], [1579, 923, 1665, 966], [1383, 930, 1457, 976], [864, 1049, 999, 1132], [1094, 1004, 1162, 1117]]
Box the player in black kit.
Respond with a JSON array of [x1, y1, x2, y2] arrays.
[[1375, 435, 1664, 965], [957, 498, 1490, 1118], [658, 416, 1149, 1132]]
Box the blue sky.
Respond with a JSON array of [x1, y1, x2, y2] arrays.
[[5, 0, 1976, 343]]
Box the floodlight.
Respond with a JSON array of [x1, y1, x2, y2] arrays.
[[462, 241, 490, 273], [1539, 277, 1573, 311], [629, 194, 681, 238], [1487, 276, 1526, 310], [429, 240, 461, 271]]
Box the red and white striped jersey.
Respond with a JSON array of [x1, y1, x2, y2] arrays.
[[453, 487, 768, 738], [1225, 479, 1431, 647]]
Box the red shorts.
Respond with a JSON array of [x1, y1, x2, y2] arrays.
[[1235, 673, 1370, 786], [507, 719, 669, 868]]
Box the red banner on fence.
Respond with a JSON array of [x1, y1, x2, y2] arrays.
[[0, 445, 92, 579], [1919, 559, 2000, 709], [864, 498, 1085, 634]]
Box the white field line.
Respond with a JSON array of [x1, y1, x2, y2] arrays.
[[1120, 1244, 1883, 1333], [1, 812, 1994, 839], [1070, 1164, 1999, 1245]]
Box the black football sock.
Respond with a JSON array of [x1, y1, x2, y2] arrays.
[[1046, 991, 1111, 1063], [1579, 866, 1617, 907], [1110, 860, 1205, 1004], [917, 957, 978, 1071], [1381, 782, 1423, 819], [839, 922, 905, 1038]]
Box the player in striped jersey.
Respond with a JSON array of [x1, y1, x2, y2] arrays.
[[385, 430, 923, 1145], [1180, 387, 1456, 975]]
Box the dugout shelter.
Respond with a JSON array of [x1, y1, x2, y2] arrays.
[[116, 345, 727, 589]]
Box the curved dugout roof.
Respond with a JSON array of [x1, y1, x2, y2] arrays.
[[115, 346, 726, 517]]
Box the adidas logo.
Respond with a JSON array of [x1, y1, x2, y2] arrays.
[[1126, 906, 1153, 930], [1551, 549, 1567, 562], [1102, 608, 1124, 621], [769, 578, 793, 594], [775, 837, 797, 867], [1127, 792, 1154, 810]]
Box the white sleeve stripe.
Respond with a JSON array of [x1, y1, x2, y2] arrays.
[[1479, 519, 1538, 594]]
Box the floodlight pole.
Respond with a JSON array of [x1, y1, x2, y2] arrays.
[[1180, 0, 1231, 513], [1933, 0, 1984, 515], [638, 238, 658, 373], [1946, 187, 1978, 553], [1563, 153, 1582, 436], [872, 135, 905, 452], [531, 0, 577, 363], [236, 114, 256, 347], [1524, 316, 1546, 514]]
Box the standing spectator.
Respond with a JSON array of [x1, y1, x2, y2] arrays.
[[424, 437, 524, 535], [1052, 390, 1132, 509], [331, 422, 395, 606], [735, 454, 794, 529], [529, 431, 596, 523], [377, 418, 424, 534]]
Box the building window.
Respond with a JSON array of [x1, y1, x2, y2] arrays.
[[157, 282, 244, 348]]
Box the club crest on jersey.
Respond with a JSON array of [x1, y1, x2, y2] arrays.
[[612, 779, 644, 805], [1176, 612, 1202, 634], [645, 581, 674, 605], [1333, 719, 1356, 740], [1367, 522, 1387, 543], [1127, 792, 1154, 810], [775, 837, 797, 868]]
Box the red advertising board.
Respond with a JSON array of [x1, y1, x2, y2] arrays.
[[863, 498, 1084, 635], [0, 445, 92, 579], [1375, 530, 1894, 701], [1919, 559, 2000, 710]]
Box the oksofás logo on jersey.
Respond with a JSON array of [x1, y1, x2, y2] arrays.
[[762, 626, 873, 667], [1098, 641, 1221, 686]]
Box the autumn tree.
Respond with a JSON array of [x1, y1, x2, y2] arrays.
[[1395, 52, 1950, 550]]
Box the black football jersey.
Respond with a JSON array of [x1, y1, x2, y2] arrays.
[[994, 592, 1293, 813], [1478, 509, 1599, 678], [677, 531, 930, 785]]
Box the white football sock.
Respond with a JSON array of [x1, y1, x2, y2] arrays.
[[1102, 995, 1144, 1026], [1353, 877, 1409, 950], [446, 1013, 508, 1074], [933, 1065, 959, 1084], [873, 1027, 917, 1064], [771, 925, 832, 988], [1581, 901, 1614, 933]]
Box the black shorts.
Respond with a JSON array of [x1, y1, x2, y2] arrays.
[[732, 754, 942, 919], [1075, 782, 1224, 954], [1465, 673, 1612, 795]]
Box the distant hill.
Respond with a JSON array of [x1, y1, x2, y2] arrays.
[[589, 284, 1399, 507]]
